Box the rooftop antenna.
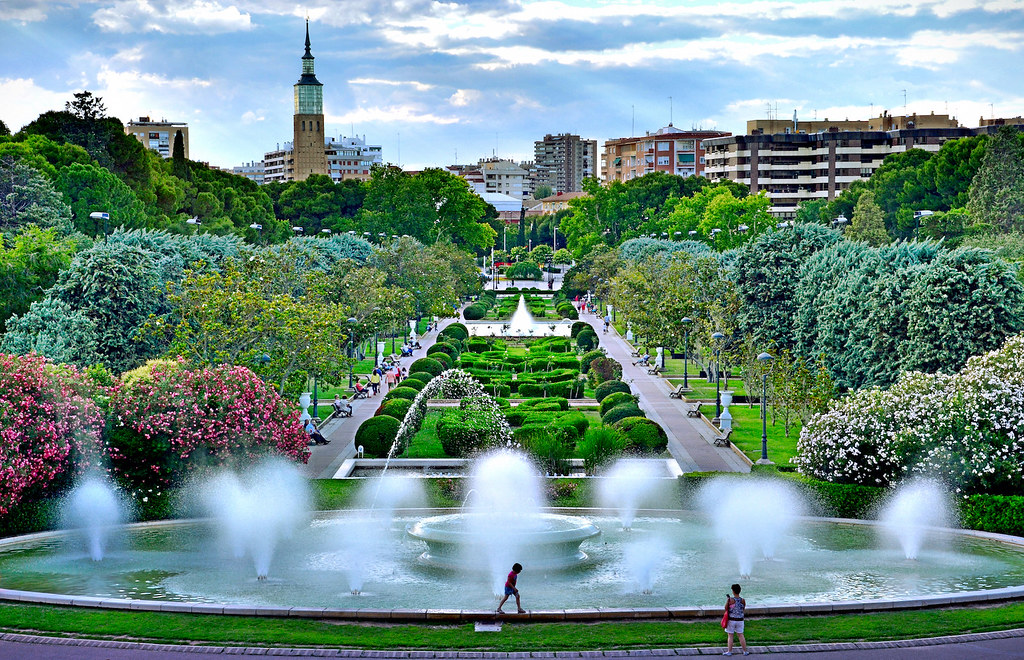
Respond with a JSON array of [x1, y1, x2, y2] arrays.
[[397, 131, 401, 167], [669, 96, 673, 126], [902, 89, 907, 115], [991, 103, 995, 120], [631, 105, 635, 137]]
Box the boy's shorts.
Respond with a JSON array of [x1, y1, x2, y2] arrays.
[[504, 586, 516, 596], [725, 620, 744, 634]]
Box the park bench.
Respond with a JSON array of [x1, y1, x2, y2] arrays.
[[714, 428, 733, 448], [685, 402, 702, 418], [646, 365, 664, 375], [668, 384, 687, 399]]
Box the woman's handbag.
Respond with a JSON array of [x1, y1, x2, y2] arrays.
[[720, 611, 729, 628]]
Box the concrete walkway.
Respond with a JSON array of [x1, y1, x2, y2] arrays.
[[303, 317, 460, 479], [582, 313, 748, 473]]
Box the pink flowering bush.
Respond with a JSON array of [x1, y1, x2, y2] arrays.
[[0, 353, 105, 516], [796, 335, 1024, 495], [106, 360, 309, 501]]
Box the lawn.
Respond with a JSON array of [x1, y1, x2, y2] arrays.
[[0, 601, 1021, 651], [723, 404, 802, 466], [400, 411, 446, 458]]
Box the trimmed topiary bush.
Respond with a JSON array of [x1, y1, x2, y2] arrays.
[[588, 356, 622, 386], [427, 341, 460, 359], [571, 321, 590, 338], [383, 386, 419, 401], [408, 371, 434, 385], [614, 417, 668, 455], [377, 398, 413, 421], [580, 349, 605, 374], [577, 328, 598, 351], [603, 403, 646, 426], [436, 410, 497, 458], [399, 377, 426, 392], [600, 391, 637, 416], [467, 338, 489, 352], [440, 323, 469, 341], [519, 397, 569, 411], [355, 415, 400, 457], [594, 379, 630, 402], [430, 351, 454, 369], [410, 357, 444, 378], [517, 383, 545, 398], [463, 304, 487, 320]]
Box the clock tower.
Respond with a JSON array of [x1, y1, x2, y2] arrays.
[[292, 19, 328, 180]]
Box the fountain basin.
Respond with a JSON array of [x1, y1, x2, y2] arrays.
[[407, 512, 601, 570]]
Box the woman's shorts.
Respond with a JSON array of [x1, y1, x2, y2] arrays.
[[725, 620, 744, 634]]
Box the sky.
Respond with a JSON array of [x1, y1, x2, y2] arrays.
[[2, 0, 1024, 171]]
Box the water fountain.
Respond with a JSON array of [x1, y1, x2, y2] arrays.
[[464, 295, 573, 337], [63, 474, 128, 561], [199, 459, 311, 580], [599, 459, 666, 530], [623, 537, 669, 594], [700, 478, 803, 577], [406, 451, 600, 594], [880, 480, 951, 560]]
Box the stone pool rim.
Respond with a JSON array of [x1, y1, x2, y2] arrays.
[[1, 510, 1024, 623]]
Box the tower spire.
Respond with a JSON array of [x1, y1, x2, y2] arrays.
[[304, 18, 312, 58]]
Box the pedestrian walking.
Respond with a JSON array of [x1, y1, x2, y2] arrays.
[[369, 368, 381, 395], [722, 583, 749, 656], [496, 563, 524, 614], [385, 365, 398, 391]]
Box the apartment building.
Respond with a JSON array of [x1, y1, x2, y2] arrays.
[[233, 160, 265, 185], [703, 111, 974, 218], [449, 158, 531, 199], [261, 135, 382, 185], [601, 125, 729, 183], [124, 117, 188, 159], [534, 133, 598, 193]]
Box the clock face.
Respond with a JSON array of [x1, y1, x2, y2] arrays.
[[294, 85, 323, 114]]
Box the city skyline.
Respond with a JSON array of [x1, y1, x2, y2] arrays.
[[2, 0, 1023, 171]]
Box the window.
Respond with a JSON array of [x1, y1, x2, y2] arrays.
[[657, 141, 670, 151], [676, 139, 695, 151], [677, 153, 695, 164], [657, 156, 670, 166]]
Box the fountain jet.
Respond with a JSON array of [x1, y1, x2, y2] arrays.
[[64, 474, 128, 561], [599, 459, 664, 530], [880, 480, 950, 560]]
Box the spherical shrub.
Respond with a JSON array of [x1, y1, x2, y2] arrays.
[[440, 323, 469, 341], [557, 304, 579, 320], [399, 377, 426, 392], [576, 328, 598, 351], [594, 379, 630, 402], [600, 391, 637, 416], [428, 342, 460, 359], [355, 415, 401, 457], [408, 371, 435, 385], [430, 351, 454, 369], [588, 356, 622, 385], [603, 403, 646, 426], [377, 398, 413, 421], [383, 386, 419, 402], [614, 417, 668, 455], [436, 410, 496, 457], [410, 357, 444, 378], [571, 321, 590, 338], [580, 349, 605, 374], [578, 427, 627, 475], [463, 304, 486, 320]]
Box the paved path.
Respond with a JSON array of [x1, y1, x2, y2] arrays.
[[583, 314, 747, 473], [2, 629, 1023, 658], [303, 317, 460, 479]]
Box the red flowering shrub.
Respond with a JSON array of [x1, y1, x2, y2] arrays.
[[107, 361, 309, 497], [0, 353, 105, 515]]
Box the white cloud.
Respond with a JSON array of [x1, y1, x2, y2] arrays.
[[92, 0, 252, 34], [0, 78, 71, 130], [349, 78, 435, 92], [328, 105, 461, 125], [241, 110, 264, 123], [448, 89, 480, 106]]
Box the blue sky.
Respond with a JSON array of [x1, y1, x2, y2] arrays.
[[2, 0, 1023, 170]]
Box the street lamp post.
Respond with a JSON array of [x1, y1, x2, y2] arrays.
[[347, 317, 358, 388], [756, 352, 774, 464], [681, 316, 693, 389], [711, 331, 726, 426], [89, 211, 110, 240]]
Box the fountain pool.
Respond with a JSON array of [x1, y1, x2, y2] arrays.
[[464, 295, 573, 337], [2, 513, 1024, 615]]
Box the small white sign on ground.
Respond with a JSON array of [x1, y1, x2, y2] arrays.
[[474, 622, 503, 632]]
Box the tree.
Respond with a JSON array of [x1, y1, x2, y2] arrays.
[[357, 165, 434, 241], [55, 162, 147, 235], [171, 129, 190, 181], [65, 91, 107, 120], [1, 298, 100, 367], [0, 119, 9, 136], [418, 168, 496, 250], [967, 126, 1024, 232], [552, 248, 573, 264], [516, 212, 526, 248], [0, 155, 73, 233], [664, 186, 772, 248], [534, 184, 553, 200], [0, 225, 78, 327], [847, 191, 890, 246]]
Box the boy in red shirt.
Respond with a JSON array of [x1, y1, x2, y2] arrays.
[[496, 563, 524, 614]]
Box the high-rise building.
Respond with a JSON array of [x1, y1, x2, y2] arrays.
[[534, 133, 598, 193], [702, 111, 976, 218], [449, 158, 531, 199], [261, 135, 382, 184], [124, 117, 188, 159], [292, 20, 328, 181], [601, 125, 729, 183]]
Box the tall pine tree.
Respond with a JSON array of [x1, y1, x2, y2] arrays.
[[848, 191, 890, 246], [967, 126, 1024, 231], [172, 130, 190, 181]]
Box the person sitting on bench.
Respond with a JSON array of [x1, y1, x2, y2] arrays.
[[352, 380, 370, 398], [304, 418, 330, 445], [332, 394, 353, 417], [634, 352, 651, 367], [400, 343, 415, 357]]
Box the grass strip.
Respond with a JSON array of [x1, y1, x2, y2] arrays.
[[0, 602, 1022, 650]]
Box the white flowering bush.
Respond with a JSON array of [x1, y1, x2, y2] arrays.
[[796, 335, 1024, 495]]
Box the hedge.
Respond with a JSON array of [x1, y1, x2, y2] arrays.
[[614, 417, 668, 455], [383, 386, 419, 402], [599, 391, 636, 416], [463, 304, 487, 320], [602, 403, 646, 426], [588, 356, 622, 384], [571, 321, 590, 338], [409, 357, 444, 378], [436, 410, 496, 458], [427, 341, 459, 359], [518, 397, 569, 411], [577, 328, 599, 351], [580, 349, 605, 374], [355, 415, 400, 458], [594, 379, 630, 402], [429, 351, 454, 370], [377, 398, 413, 421]]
